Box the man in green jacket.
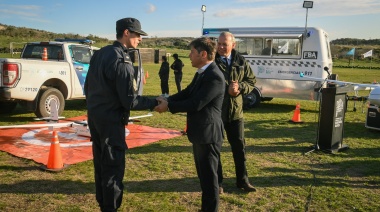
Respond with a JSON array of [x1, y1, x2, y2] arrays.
[[215, 31, 257, 193]]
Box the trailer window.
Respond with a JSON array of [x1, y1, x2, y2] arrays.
[[234, 37, 301, 58], [235, 38, 264, 55], [325, 34, 331, 59], [271, 38, 301, 56]]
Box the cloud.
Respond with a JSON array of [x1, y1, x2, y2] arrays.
[[212, 0, 380, 19], [0, 9, 39, 17], [146, 3, 156, 14], [312, 0, 380, 17], [235, 0, 290, 2], [0, 4, 50, 23], [10, 5, 40, 10]]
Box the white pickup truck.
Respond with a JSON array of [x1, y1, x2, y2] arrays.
[[0, 39, 99, 117]]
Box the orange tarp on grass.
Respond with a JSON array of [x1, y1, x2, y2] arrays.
[[0, 116, 182, 165]]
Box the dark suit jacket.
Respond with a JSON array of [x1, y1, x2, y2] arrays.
[[168, 62, 225, 144]]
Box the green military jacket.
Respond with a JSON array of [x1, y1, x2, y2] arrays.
[[215, 49, 256, 122]]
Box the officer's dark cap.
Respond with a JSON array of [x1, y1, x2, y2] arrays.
[[116, 18, 148, 36]]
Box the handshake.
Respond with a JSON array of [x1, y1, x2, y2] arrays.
[[154, 95, 169, 113]]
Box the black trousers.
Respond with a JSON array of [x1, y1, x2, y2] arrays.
[[174, 73, 182, 93], [218, 118, 250, 186], [89, 118, 126, 212], [193, 141, 221, 212], [160, 78, 169, 94]]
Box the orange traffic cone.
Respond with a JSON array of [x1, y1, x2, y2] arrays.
[[290, 103, 304, 123], [143, 76, 146, 84], [145, 70, 149, 78], [181, 123, 187, 135], [42, 47, 48, 61], [40, 130, 68, 171]]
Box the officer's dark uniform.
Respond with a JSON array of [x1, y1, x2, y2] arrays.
[[84, 41, 157, 212], [170, 54, 184, 93]]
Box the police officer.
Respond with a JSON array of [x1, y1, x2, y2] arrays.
[[84, 17, 157, 212], [170, 53, 184, 93]]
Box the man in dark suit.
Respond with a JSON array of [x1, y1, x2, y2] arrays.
[[155, 37, 225, 212]]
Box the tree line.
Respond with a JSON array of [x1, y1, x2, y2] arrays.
[[1, 23, 379, 56], [0, 23, 193, 53], [0, 24, 108, 44], [331, 38, 380, 46]]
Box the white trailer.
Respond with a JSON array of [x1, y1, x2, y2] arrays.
[[203, 27, 334, 108]]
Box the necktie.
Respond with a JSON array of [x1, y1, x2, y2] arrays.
[[190, 72, 203, 93], [194, 72, 203, 87], [223, 57, 229, 66]]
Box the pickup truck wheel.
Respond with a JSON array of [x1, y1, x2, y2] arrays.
[[0, 102, 18, 114], [34, 88, 65, 118], [243, 89, 261, 110]]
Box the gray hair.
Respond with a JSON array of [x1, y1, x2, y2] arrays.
[[219, 31, 236, 43]]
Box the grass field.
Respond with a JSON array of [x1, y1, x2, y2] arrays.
[[0, 54, 379, 211]]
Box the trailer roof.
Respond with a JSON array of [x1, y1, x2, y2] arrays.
[[203, 27, 322, 38]]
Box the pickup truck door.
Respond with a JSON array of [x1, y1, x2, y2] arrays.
[[69, 45, 94, 96], [129, 49, 144, 95]]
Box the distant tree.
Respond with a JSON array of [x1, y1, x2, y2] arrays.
[[331, 38, 380, 45]]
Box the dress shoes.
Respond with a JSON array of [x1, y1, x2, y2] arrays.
[[237, 183, 257, 192]]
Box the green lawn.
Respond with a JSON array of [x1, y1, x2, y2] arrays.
[[0, 55, 379, 211]]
